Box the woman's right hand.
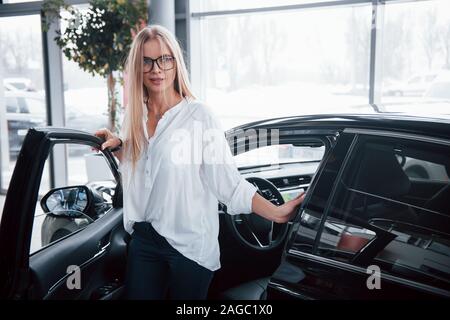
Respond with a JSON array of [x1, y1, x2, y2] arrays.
[[94, 128, 121, 151]]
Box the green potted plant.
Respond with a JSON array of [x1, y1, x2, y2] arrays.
[[42, 0, 148, 133]]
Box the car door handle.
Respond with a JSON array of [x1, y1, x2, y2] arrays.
[[93, 242, 110, 259]]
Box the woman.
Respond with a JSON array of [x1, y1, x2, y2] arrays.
[[95, 25, 305, 300]]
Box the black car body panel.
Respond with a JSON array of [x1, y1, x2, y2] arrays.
[[257, 117, 450, 300], [1, 114, 450, 300], [229, 114, 450, 141]]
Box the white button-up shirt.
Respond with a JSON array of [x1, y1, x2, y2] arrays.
[[118, 97, 257, 271]]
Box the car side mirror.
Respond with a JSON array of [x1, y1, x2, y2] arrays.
[[40, 185, 93, 220]]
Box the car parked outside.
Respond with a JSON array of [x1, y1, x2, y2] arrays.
[[4, 91, 45, 159], [384, 73, 438, 97], [423, 70, 450, 101], [4, 91, 108, 158], [3, 77, 36, 92]]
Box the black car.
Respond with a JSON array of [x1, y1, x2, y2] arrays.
[[0, 113, 449, 300], [4, 91, 46, 159], [4, 91, 108, 159]]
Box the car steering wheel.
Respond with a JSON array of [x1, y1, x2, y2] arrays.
[[224, 177, 289, 251]]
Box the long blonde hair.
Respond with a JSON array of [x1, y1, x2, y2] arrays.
[[122, 25, 195, 171]]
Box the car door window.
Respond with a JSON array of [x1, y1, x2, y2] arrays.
[[289, 133, 355, 254], [316, 135, 450, 291], [30, 143, 116, 255]]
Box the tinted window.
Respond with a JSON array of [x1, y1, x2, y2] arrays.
[[290, 133, 354, 254], [316, 135, 450, 290]]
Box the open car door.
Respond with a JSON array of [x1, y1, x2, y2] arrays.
[[0, 127, 127, 300]]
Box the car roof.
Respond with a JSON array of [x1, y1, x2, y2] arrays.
[[231, 112, 450, 141], [4, 90, 44, 98], [3, 77, 31, 83]]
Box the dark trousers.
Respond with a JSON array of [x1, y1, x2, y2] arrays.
[[124, 221, 214, 300]]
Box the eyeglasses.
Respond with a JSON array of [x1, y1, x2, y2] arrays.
[[143, 55, 175, 73]]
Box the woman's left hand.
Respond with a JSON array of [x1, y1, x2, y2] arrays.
[[272, 192, 306, 223], [252, 191, 306, 223]]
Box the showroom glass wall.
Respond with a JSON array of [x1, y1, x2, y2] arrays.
[[0, 0, 186, 217], [0, 13, 51, 203], [189, 0, 450, 129], [380, 0, 450, 113], [0, 4, 110, 194], [59, 4, 111, 187], [1, 0, 449, 213], [0, 0, 111, 218]]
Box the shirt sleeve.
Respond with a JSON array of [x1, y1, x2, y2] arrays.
[[199, 108, 257, 215]]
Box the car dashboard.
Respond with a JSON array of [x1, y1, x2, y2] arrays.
[[241, 161, 319, 199], [218, 161, 320, 213]]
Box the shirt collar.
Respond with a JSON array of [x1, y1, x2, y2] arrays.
[[142, 97, 188, 141], [143, 97, 187, 122]]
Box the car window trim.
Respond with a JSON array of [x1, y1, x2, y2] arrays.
[[286, 133, 346, 252], [284, 135, 337, 251], [312, 133, 359, 253], [344, 128, 450, 147], [288, 249, 450, 298]]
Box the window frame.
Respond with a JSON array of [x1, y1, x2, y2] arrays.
[[29, 138, 120, 256]]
